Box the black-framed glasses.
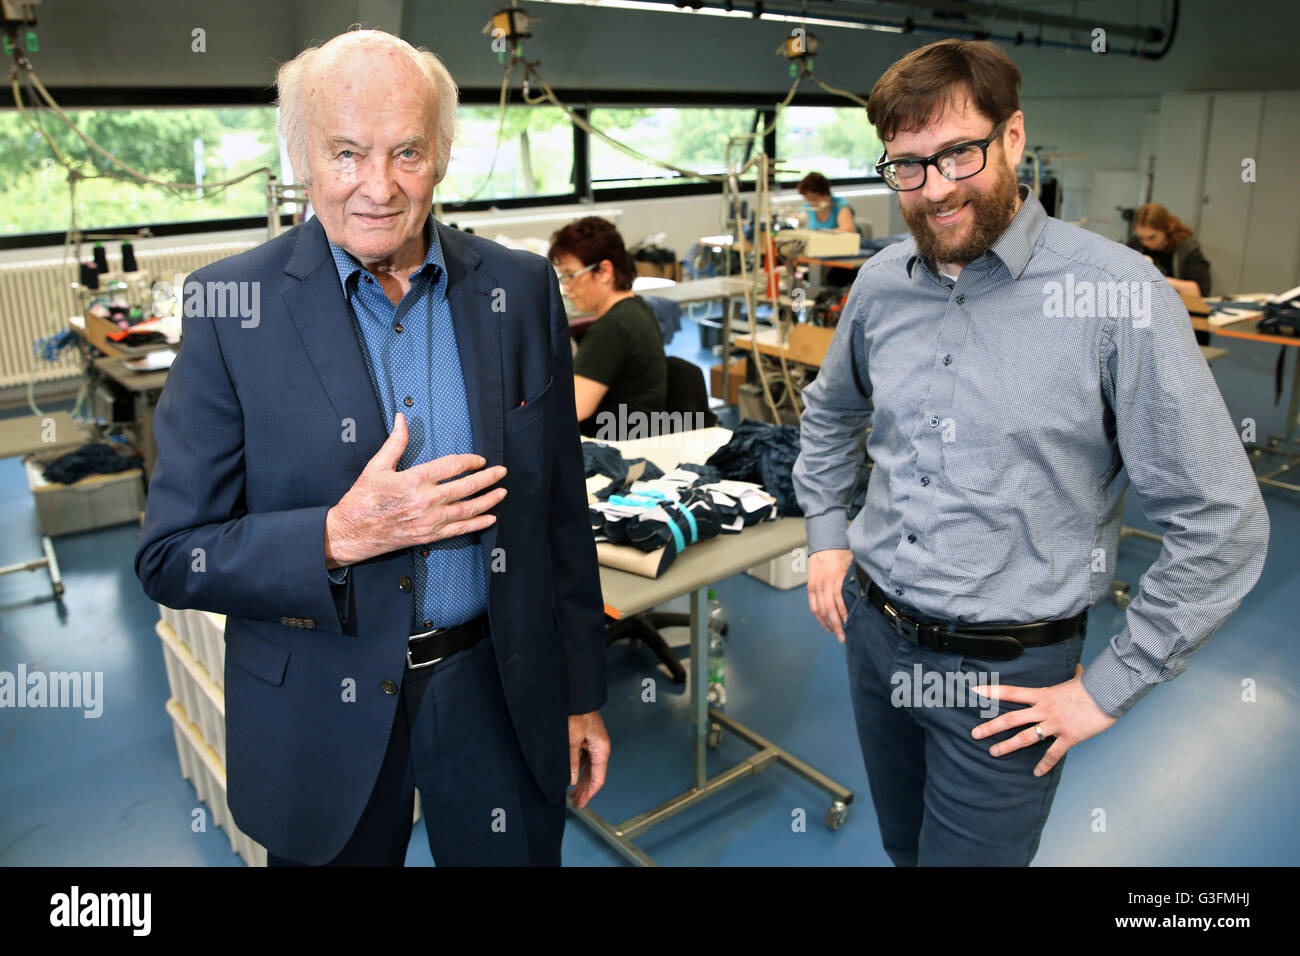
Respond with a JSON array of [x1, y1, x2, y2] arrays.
[[875, 120, 1007, 192]]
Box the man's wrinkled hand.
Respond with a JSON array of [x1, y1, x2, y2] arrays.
[[324, 412, 507, 567], [568, 710, 610, 809]]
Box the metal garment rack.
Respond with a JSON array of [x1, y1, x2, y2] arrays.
[[569, 518, 853, 866]]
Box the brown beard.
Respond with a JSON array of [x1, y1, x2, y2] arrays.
[[900, 162, 1020, 269]]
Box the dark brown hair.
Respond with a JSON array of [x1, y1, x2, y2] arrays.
[[1134, 203, 1193, 246], [797, 172, 832, 196], [547, 216, 636, 291], [867, 39, 1021, 142]]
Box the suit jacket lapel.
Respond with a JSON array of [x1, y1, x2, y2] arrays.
[[281, 216, 387, 473], [437, 219, 504, 561]]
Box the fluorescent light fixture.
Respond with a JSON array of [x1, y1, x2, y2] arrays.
[[528, 0, 904, 32]]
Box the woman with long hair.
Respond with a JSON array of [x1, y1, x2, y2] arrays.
[[1128, 203, 1214, 345]]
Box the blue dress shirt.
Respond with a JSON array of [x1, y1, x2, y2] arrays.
[[793, 186, 1269, 718], [324, 213, 487, 632]]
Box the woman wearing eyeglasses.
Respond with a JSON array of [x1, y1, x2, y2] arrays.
[[796, 172, 857, 233], [548, 216, 668, 437]]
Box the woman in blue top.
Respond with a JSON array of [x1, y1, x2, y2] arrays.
[[797, 172, 856, 232]]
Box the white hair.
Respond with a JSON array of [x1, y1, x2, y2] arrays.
[[275, 27, 458, 186]]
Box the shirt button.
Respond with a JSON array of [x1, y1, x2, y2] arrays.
[[920, 475, 930, 486], [956, 294, 966, 304], [404, 396, 413, 407], [420, 548, 430, 557], [907, 533, 917, 543], [943, 354, 953, 366], [394, 322, 404, 333], [398, 576, 413, 592], [928, 417, 939, 427], [365, 275, 373, 283], [381, 679, 398, 695], [424, 620, 433, 630], [895, 587, 904, 597]]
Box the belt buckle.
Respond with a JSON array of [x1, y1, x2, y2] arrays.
[[407, 626, 448, 670], [882, 602, 918, 641], [407, 648, 443, 670]]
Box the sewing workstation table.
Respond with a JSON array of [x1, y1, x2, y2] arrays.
[[573, 427, 853, 865], [1194, 301, 1300, 494]]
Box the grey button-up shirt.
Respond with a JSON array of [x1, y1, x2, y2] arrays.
[[792, 186, 1269, 717]]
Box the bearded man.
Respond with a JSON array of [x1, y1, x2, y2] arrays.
[[793, 39, 1268, 866]]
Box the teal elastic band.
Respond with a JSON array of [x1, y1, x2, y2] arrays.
[[609, 495, 655, 508], [663, 513, 686, 553], [679, 503, 698, 543]]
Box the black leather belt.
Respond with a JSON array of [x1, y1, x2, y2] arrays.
[[407, 614, 488, 670], [855, 564, 1083, 661]]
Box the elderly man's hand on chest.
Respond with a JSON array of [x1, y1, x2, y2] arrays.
[[324, 412, 508, 568]]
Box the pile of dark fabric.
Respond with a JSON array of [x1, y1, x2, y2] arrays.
[[593, 487, 724, 553], [41, 442, 143, 484], [705, 420, 804, 515], [589, 469, 779, 561], [583, 442, 664, 500], [703, 419, 872, 519]]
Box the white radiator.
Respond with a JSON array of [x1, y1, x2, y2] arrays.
[[0, 241, 258, 389]]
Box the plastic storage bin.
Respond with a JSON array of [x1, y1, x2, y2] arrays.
[[158, 605, 225, 686], [25, 459, 145, 536], [157, 619, 226, 765], [165, 697, 266, 867], [745, 552, 809, 590]]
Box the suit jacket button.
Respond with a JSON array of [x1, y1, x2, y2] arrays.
[[381, 679, 399, 695], [301, 618, 315, 629], [279, 617, 292, 627], [398, 576, 413, 592]]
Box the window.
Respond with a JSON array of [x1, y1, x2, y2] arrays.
[[589, 107, 762, 190], [438, 105, 574, 204], [776, 105, 881, 182], [0, 106, 284, 238]]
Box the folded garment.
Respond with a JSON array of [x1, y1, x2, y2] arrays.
[[582, 441, 665, 499], [588, 473, 778, 577]]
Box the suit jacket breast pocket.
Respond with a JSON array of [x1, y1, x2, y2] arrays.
[[507, 375, 554, 432]]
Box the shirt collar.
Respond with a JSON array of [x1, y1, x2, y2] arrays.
[[905, 183, 1046, 282], [326, 211, 444, 294]]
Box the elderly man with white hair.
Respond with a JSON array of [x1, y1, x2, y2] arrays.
[[137, 28, 611, 866]]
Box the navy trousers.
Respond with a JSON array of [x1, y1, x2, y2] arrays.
[[268, 633, 566, 866], [841, 567, 1085, 866]]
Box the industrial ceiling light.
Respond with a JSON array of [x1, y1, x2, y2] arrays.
[[526, 0, 888, 32]]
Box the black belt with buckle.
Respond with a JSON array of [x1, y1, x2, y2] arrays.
[[407, 614, 489, 670], [855, 564, 1083, 661]]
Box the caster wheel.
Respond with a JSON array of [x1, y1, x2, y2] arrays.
[[708, 721, 723, 748], [825, 800, 849, 830], [53, 583, 65, 600]]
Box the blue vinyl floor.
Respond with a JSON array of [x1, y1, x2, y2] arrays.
[[1, 312, 1297, 866]]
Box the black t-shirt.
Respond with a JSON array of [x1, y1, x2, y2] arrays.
[[1148, 246, 1175, 277], [573, 295, 667, 437]]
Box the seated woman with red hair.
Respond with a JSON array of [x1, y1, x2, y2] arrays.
[[1127, 202, 1214, 345]]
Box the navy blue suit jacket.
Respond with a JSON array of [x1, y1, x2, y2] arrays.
[[135, 215, 607, 864]]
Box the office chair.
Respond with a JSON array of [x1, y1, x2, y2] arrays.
[[605, 357, 717, 683]]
